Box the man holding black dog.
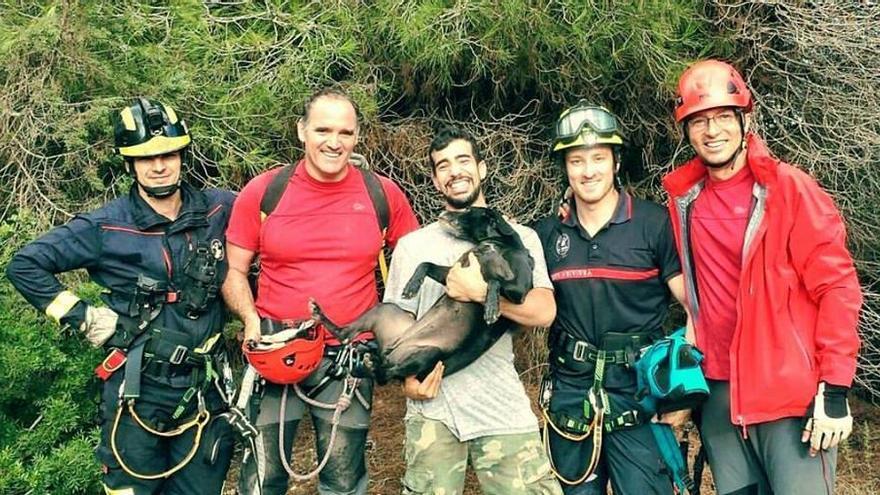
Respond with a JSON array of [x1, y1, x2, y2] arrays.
[[534, 102, 690, 494], [383, 125, 562, 494]]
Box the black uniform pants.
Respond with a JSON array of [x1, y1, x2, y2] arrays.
[[547, 375, 673, 495], [97, 372, 234, 495]]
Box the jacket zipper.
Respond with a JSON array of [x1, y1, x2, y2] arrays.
[[731, 183, 768, 431], [676, 185, 702, 321], [791, 327, 813, 370]]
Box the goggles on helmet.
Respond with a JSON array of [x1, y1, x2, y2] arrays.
[[552, 103, 623, 152]]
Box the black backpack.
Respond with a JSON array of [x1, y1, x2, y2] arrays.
[[249, 154, 391, 294]]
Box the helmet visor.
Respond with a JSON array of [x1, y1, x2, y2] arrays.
[[555, 106, 620, 144]]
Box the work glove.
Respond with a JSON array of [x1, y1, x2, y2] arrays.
[[79, 305, 119, 347], [802, 382, 852, 454]]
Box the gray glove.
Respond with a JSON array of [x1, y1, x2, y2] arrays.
[[80, 306, 118, 347]]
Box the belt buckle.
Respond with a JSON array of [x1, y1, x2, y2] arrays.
[[572, 341, 588, 362], [169, 345, 188, 365]]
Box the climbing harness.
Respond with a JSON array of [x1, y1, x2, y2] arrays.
[[275, 374, 368, 482], [110, 389, 211, 480], [275, 339, 372, 482], [541, 331, 657, 486], [241, 334, 375, 486], [107, 329, 228, 480], [541, 367, 605, 485]]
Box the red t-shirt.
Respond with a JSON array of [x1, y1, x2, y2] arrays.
[[227, 160, 419, 338], [691, 164, 754, 380]]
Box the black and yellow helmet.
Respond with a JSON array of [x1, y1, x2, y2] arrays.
[[112, 98, 190, 158], [552, 102, 623, 155]]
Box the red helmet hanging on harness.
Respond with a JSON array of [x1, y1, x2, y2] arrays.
[[242, 321, 324, 385], [674, 59, 752, 123]]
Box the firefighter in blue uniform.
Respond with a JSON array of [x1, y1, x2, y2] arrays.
[[6, 98, 236, 495]]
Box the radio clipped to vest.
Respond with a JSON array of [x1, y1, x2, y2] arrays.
[[180, 240, 222, 319]]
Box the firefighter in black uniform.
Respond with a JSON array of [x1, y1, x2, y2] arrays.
[[533, 102, 690, 494], [6, 98, 236, 495]]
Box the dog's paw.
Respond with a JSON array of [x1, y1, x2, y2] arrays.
[[483, 304, 501, 325], [308, 298, 323, 320], [402, 279, 422, 299]]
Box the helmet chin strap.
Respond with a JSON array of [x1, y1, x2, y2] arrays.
[[140, 181, 181, 198], [125, 151, 185, 199]]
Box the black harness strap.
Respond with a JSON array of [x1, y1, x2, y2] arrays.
[[360, 169, 390, 235], [122, 335, 149, 399], [259, 164, 296, 220], [259, 160, 389, 228]]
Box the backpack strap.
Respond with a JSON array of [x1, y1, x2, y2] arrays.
[[259, 164, 296, 221], [356, 160, 391, 284], [360, 168, 390, 238]]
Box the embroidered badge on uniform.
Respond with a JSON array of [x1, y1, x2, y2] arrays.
[[555, 233, 570, 259], [210, 239, 225, 260]]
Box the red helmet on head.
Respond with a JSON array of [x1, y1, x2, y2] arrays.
[[674, 60, 752, 123], [243, 321, 324, 385]]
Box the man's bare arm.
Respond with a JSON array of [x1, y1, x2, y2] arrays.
[[222, 242, 261, 343], [667, 274, 694, 344], [499, 287, 555, 328]]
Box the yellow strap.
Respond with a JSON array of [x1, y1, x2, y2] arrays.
[[110, 401, 209, 480], [194, 332, 222, 354], [45, 290, 81, 324], [378, 250, 389, 285], [378, 229, 388, 284], [103, 484, 135, 495], [541, 406, 603, 485]]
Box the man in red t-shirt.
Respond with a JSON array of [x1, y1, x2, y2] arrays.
[[663, 60, 862, 495], [222, 88, 418, 495]]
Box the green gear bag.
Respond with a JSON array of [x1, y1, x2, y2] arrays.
[[634, 327, 709, 415]]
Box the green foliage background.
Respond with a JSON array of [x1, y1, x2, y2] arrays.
[[1, 1, 877, 493]]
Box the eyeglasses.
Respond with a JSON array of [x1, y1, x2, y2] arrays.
[[555, 104, 620, 144], [687, 110, 738, 133]]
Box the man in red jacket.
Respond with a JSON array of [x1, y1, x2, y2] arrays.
[[663, 59, 862, 495]]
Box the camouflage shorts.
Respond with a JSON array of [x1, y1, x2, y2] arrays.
[[402, 413, 562, 495]]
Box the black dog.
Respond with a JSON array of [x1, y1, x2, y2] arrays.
[[311, 207, 534, 383]]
